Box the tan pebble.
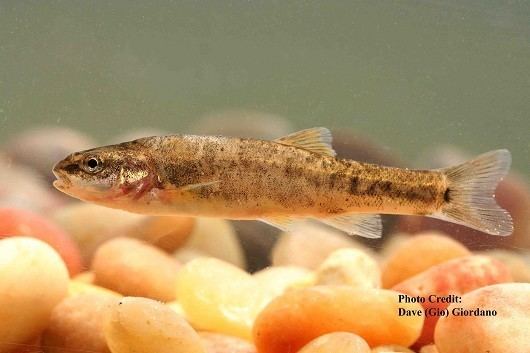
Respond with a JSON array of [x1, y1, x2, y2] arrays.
[[68, 281, 122, 298], [479, 249, 530, 282], [174, 247, 211, 264], [166, 301, 188, 319], [253, 266, 313, 296], [182, 218, 245, 268], [92, 237, 180, 301], [42, 293, 117, 353], [0, 237, 69, 353], [72, 271, 95, 283], [371, 345, 414, 352], [124, 215, 195, 252], [104, 296, 205, 353], [53, 204, 142, 263], [199, 332, 256, 353], [298, 332, 371, 353], [315, 248, 381, 288], [0, 156, 63, 212], [272, 223, 373, 270], [434, 283, 530, 353], [381, 232, 470, 288], [419, 345, 438, 353]]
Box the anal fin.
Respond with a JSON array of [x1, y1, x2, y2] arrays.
[[259, 216, 296, 232], [318, 214, 382, 239]]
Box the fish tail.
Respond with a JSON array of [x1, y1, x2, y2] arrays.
[[432, 149, 513, 236]]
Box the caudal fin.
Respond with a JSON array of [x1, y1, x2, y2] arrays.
[[432, 149, 513, 236]]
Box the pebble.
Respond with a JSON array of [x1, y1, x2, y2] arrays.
[[371, 345, 414, 352], [68, 281, 122, 298], [0, 237, 69, 353], [271, 223, 372, 270], [53, 203, 142, 264], [478, 249, 530, 282], [253, 286, 424, 353], [124, 215, 195, 252], [252, 266, 313, 296], [392, 255, 512, 347], [42, 293, 117, 353], [0, 159, 62, 213], [178, 218, 245, 268], [72, 271, 95, 283], [176, 257, 263, 339], [92, 237, 180, 301], [381, 232, 470, 288], [177, 258, 310, 340], [0, 208, 83, 275], [298, 332, 371, 353], [314, 248, 381, 288], [434, 283, 530, 353], [104, 296, 205, 353], [418, 345, 439, 353], [199, 332, 257, 353]]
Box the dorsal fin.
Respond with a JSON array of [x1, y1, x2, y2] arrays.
[[274, 127, 336, 157]]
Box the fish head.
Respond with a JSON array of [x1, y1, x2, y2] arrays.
[[52, 142, 151, 202]]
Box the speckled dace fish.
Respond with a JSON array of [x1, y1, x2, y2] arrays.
[[53, 128, 513, 238]]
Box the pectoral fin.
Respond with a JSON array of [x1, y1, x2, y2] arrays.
[[274, 127, 336, 157], [180, 180, 221, 192]]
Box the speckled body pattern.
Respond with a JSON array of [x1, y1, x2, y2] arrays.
[[64, 135, 448, 218]]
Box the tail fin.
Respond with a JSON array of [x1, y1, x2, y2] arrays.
[[432, 149, 513, 236]]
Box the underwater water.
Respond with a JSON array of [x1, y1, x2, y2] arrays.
[[0, 2, 529, 353]]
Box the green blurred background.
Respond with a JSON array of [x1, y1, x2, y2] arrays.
[[1, 1, 528, 175]]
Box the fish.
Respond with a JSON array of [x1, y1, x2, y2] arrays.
[[52, 127, 513, 239]]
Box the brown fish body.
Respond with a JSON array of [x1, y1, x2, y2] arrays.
[[109, 135, 446, 218], [52, 128, 513, 237]]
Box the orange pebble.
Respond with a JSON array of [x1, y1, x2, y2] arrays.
[[253, 286, 424, 353], [92, 237, 180, 301], [381, 232, 470, 288], [0, 208, 82, 275], [392, 255, 512, 348]]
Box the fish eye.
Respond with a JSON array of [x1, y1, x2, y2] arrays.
[[83, 156, 103, 173]]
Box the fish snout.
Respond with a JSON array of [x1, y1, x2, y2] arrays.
[[52, 158, 73, 189]]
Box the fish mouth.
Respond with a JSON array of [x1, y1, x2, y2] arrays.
[[52, 179, 68, 191], [52, 161, 72, 190]]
